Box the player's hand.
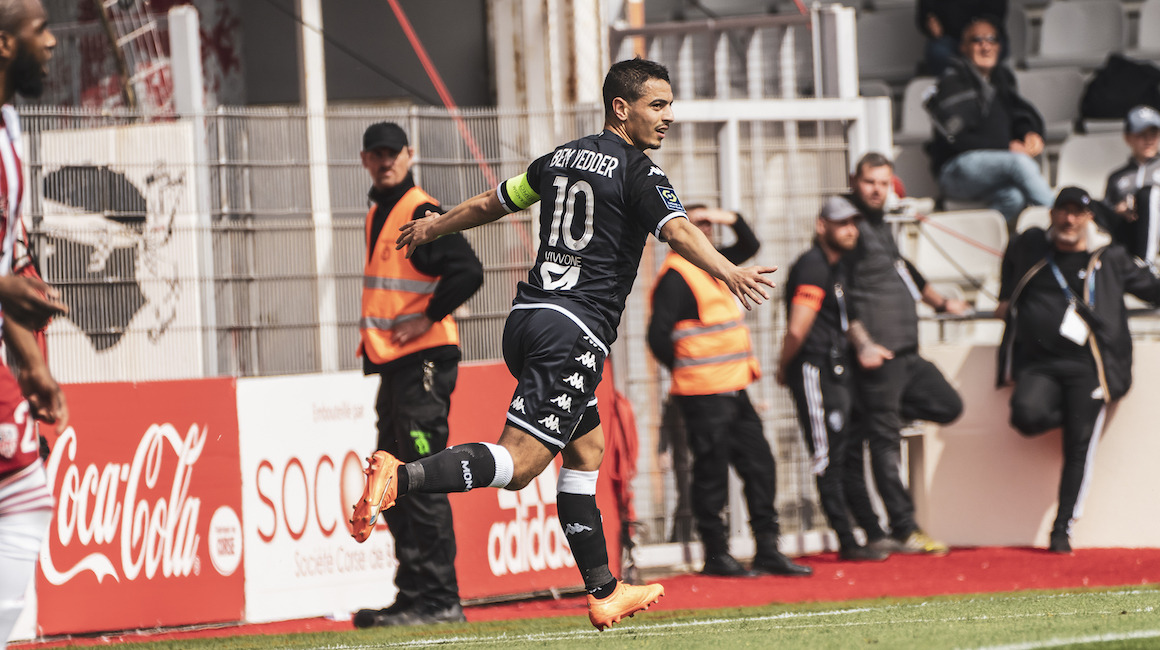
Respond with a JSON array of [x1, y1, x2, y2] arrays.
[[396, 210, 442, 258], [390, 314, 434, 346], [857, 343, 894, 370], [18, 364, 68, 429], [0, 275, 67, 330], [724, 265, 777, 310]]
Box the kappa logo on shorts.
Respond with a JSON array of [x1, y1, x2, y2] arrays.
[[511, 395, 526, 413], [575, 350, 598, 370], [656, 186, 684, 212], [538, 414, 562, 433], [562, 372, 586, 391], [550, 393, 573, 412]]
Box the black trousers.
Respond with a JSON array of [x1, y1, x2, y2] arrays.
[[375, 354, 461, 611], [786, 358, 861, 549], [845, 351, 963, 541], [675, 389, 778, 555], [1009, 355, 1109, 536]]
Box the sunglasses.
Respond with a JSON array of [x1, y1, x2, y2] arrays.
[[969, 35, 1000, 45]]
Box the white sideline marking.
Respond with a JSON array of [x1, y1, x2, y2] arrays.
[[971, 629, 1160, 650]]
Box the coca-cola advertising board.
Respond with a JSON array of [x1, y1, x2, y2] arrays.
[[236, 372, 396, 623], [447, 361, 621, 600], [37, 378, 245, 635]]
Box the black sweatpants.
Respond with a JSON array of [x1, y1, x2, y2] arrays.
[[675, 389, 778, 555], [375, 354, 461, 611], [845, 351, 963, 541], [786, 358, 861, 549], [1009, 355, 1109, 536]]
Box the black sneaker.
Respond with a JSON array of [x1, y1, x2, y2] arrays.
[[1049, 532, 1072, 554], [752, 551, 813, 576], [354, 607, 428, 628], [839, 544, 890, 562], [702, 553, 758, 577], [865, 536, 908, 554]]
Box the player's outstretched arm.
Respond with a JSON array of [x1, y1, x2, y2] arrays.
[[396, 188, 507, 258], [661, 217, 776, 310]]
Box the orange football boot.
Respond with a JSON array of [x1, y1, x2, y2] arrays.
[[587, 581, 665, 631], [350, 450, 403, 543]]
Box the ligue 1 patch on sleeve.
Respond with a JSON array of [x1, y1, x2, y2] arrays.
[[656, 186, 684, 212]]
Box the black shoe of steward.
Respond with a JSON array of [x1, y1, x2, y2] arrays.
[[838, 544, 890, 562], [1049, 531, 1072, 554], [702, 553, 758, 577], [752, 550, 813, 576]]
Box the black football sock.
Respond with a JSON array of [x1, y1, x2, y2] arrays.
[[402, 442, 512, 494], [557, 492, 616, 596]]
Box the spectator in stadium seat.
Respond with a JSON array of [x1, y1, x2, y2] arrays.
[[916, 0, 1008, 77], [351, 121, 483, 628], [925, 15, 1053, 225], [648, 205, 813, 578], [842, 153, 965, 557], [0, 2, 70, 648], [997, 186, 1160, 554], [1102, 106, 1160, 261], [776, 196, 889, 563]]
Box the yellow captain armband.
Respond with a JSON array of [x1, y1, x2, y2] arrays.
[[502, 173, 540, 211]]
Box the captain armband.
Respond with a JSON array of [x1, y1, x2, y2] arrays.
[[499, 173, 541, 212]]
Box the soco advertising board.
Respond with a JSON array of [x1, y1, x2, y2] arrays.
[[236, 372, 395, 623], [36, 378, 245, 635]]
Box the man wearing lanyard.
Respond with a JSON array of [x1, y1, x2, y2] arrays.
[[997, 186, 1160, 553]]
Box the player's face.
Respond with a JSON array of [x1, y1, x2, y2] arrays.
[[3, 0, 55, 100], [961, 21, 1000, 75], [361, 145, 413, 191], [852, 164, 892, 211], [622, 78, 674, 151], [1049, 203, 1092, 248], [1125, 127, 1160, 162], [819, 216, 860, 252]]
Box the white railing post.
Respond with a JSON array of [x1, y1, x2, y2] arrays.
[[170, 5, 215, 377], [298, 0, 339, 373], [812, 3, 859, 99]]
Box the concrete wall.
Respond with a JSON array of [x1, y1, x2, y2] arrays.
[[914, 340, 1160, 549]]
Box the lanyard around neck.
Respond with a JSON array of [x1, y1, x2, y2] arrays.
[[1046, 250, 1095, 307]]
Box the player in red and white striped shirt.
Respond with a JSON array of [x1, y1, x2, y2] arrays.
[[0, 2, 67, 647]]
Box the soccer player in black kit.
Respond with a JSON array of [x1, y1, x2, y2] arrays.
[[351, 58, 777, 630]]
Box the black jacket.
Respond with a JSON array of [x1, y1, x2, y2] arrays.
[[998, 228, 1160, 401], [925, 57, 1045, 175]]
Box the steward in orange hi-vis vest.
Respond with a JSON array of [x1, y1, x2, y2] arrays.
[[656, 252, 760, 396], [359, 185, 460, 364]]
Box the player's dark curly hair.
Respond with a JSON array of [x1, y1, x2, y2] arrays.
[[603, 58, 670, 118]]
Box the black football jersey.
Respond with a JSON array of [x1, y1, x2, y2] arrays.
[[497, 130, 688, 345]]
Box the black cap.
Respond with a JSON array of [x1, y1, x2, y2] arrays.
[[362, 122, 408, 152], [1052, 186, 1093, 210]]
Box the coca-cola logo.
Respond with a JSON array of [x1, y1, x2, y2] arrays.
[[40, 421, 238, 586]]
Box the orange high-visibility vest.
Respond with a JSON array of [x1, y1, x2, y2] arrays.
[[359, 186, 459, 364], [656, 252, 760, 396]]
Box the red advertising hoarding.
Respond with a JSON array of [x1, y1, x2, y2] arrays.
[[36, 378, 245, 635], [447, 362, 621, 601]]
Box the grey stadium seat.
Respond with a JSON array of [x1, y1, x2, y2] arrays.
[[1028, 0, 1125, 70]]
